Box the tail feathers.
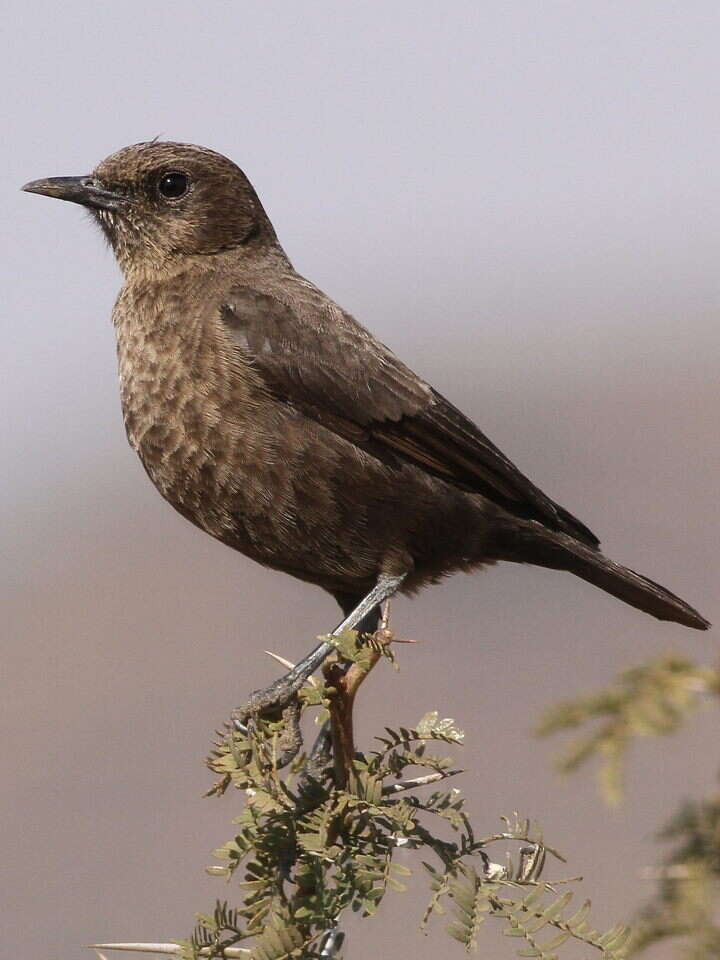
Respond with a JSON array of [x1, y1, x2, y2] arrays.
[[500, 521, 710, 631]]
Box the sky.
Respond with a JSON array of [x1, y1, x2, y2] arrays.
[[3, 3, 719, 959]]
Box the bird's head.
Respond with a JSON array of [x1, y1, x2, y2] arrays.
[[22, 141, 277, 275]]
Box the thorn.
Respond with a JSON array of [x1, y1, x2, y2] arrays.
[[382, 769, 461, 793], [373, 627, 416, 645], [264, 650, 295, 669], [265, 650, 318, 686], [89, 946, 181, 955], [89, 945, 250, 958]]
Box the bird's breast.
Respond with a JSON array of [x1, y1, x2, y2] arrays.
[[112, 285, 271, 541]]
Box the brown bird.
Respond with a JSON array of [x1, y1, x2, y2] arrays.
[[22, 141, 709, 723]]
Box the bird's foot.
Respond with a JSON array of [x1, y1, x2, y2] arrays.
[[232, 637, 333, 724], [295, 721, 333, 800], [231, 639, 334, 768], [232, 674, 303, 728], [231, 692, 304, 770], [230, 573, 406, 769]]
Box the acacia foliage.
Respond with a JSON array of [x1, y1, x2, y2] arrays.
[[538, 654, 720, 957], [178, 635, 629, 959]]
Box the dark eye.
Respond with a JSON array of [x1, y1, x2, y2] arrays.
[[157, 171, 189, 199]]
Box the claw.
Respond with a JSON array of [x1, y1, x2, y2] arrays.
[[231, 698, 303, 770]]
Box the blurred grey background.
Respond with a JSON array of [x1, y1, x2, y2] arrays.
[[2, 2, 718, 958]]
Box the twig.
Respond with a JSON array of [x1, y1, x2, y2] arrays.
[[323, 636, 385, 790]]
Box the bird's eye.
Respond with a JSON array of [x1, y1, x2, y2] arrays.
[[157, 171, 189, 200]]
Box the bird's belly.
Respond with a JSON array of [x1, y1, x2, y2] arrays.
[[123, 390, 265, 543], [121, 379, 493, 596], [121, 386, 388, 585]]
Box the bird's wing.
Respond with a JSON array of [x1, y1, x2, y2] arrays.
[[221, 283, 599, 546]]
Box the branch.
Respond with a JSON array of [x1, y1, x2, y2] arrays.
[[323, 607, 392, 790]]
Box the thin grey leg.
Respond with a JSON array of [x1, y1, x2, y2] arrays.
[[233, 573, 405, 725]]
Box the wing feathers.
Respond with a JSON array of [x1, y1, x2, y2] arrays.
[[221, 282, 599, 547]]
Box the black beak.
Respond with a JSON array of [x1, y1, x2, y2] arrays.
[[21, 175, 127, 211]]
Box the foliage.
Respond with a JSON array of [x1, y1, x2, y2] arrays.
[[537, 654, 720, 958], [626, 791, 720, 958], [422, 813, 630, 958], [176, 633, 630, 960], [536, 656, 720, 806]]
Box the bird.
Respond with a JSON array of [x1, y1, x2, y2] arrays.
[[22, 141, 709, 725]]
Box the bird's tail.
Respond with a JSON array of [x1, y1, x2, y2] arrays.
[[495, 520, 709, 630]]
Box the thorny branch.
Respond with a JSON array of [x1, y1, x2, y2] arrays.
[[89, 609, 632, 960]]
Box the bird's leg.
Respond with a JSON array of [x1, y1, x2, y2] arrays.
[[232, 573, 405, 728], [375, 598, 392, 643]]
